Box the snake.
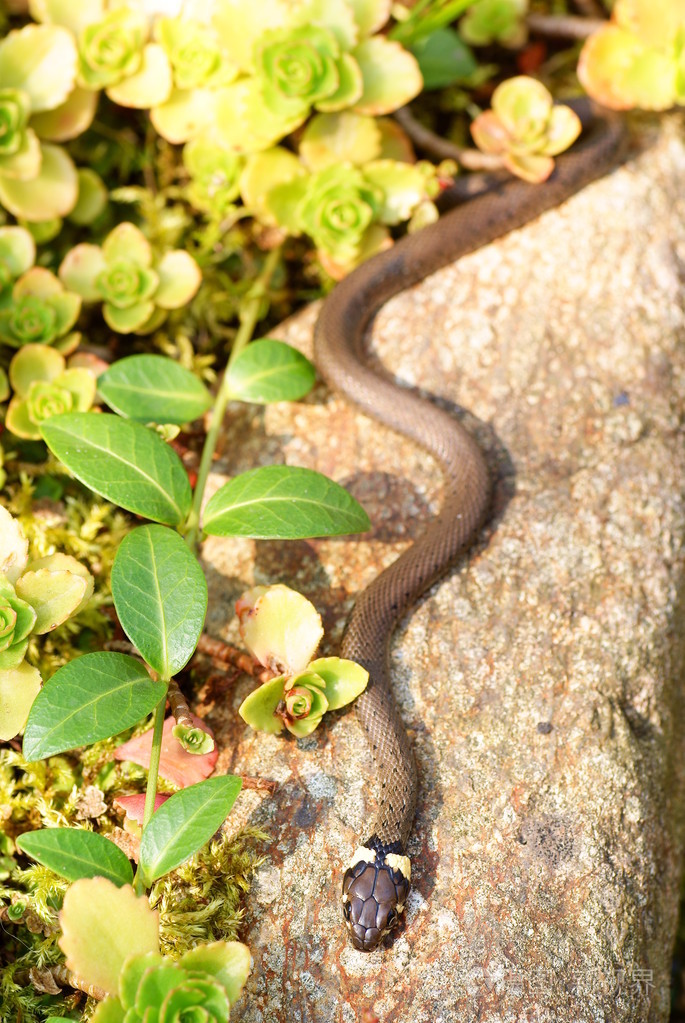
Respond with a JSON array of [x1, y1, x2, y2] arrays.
[[312, 99, 626, 952]]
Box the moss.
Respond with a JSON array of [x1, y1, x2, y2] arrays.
[[151, 827, 268, 957]]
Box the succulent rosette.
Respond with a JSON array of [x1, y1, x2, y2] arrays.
[[156, 16, 233, 91], [59, 222, 201, 334], [0, 267, 81, 351], [209, 0, 422, 152], [57, 877, 252, 1021], [29, 2, 172, 111], [5, 343, 96, 440], [256, 25, 355, 119], [0, 89, 36, 175], [245, 139, 436, 275], [236, 584, 368, 737], [0, 226, 35, 303], [183, 135, 244, 214], [0, 23, 81, 219], [578, 0, 685, 111], [0, 506, 94, 741], [77, 6, 146, 90], [297, 164, 380, 264], [91, 949, 248, 1023], [0, 574, 36, 671], [470, 76, 582, 183]]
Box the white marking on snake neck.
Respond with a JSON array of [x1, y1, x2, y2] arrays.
[[350, 846, 376, 866], [385, 853, 411, 880]]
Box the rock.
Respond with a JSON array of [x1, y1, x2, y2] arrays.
[[199, 117, 685, 1022]]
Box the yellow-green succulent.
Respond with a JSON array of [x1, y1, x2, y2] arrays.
[[59, 222, 201, 334], [0, 267, 81, 352], [470, 76, 582, 183]]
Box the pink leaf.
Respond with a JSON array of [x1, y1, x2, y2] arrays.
[[114, 714, 218, 788], [113, 793, 170, 825]]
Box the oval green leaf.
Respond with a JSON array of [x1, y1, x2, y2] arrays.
[[99, 355, 212, 425], [225, 339, 316, 404], [203, 465, 370, 539], [308, 656, 369, 710], [111, 525, 207, 679], [40, 413, 192, 526], [23, 652, 166, 761], [409, 27, 477, 90], [138, 774, 242, 885], [17, 828, 134, 887]]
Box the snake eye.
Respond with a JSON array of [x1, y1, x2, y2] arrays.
[[386, 909, 398, 928], [342, 900, 352, 921]]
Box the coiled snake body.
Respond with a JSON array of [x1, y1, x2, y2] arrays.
[[313, 102, 625, 952]]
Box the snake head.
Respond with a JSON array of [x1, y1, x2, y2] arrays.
[[342, 842, 411, 951]]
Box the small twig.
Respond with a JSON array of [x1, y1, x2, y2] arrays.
[[394, 106, 505, 170], [240, 775, 279, 794], [103, 639, 138, 655], [195, 634, 274, 681], [526, 12, 604, 38], [167, 677, 194, 731], [8, 459, 75, 477], [50, 964, 107, 1001]]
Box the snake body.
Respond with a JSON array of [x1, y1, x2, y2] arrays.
[[313, 103, 625, 952]]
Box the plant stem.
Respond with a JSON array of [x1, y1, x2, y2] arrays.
[[526, 12, 603, 37], [394, 106, 505, 169], [132, 691, 167, 895], [184, 245, 282, 552]]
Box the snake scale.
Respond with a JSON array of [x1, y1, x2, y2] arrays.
[[313, 100, 625, 951]]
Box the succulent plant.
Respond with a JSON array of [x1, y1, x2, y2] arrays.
[[30, 1, 173, 111], [208, 0, 423, 153], [155, 15, 235, 91], [0, 267, 81, 351], [0, 225, 35, 302], [578, 0, 685, 111], [77, 6, 147, 90], [0, 23, 81, 220], [297, 163, 381, 265], [236, 584, 368, 737], [57, 876, 251, 1020], [244, 143, 437, 275], [183, 135, 244, 215], [59, 222, 201, 334], [5, 343, 96, 439], [0, 573, 36, 671], [0, 504, 93, 741], [460, 0, 529, 49], [470, 76, 582, 183]]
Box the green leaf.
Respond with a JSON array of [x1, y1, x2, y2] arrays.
[[227, 341, 318, 405], [16, 828, 134, 887], [408, 27, 477, 90], [308, 656, 369, 709], [111, 525, 207, 679], [40, 413, 192, 526], [23, 652, 167, 761], [203, 465, 370, 539], [238, 675, 286, 734], [99, 355, 212, 425], [225, 339, 316, 404], [138, 775, 242, 885], [180, 942, 252, 1006]]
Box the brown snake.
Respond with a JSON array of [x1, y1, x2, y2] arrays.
[[313, 100, 626, 951]]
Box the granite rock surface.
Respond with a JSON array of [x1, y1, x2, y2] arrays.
[[199, 116, 685, 1022]]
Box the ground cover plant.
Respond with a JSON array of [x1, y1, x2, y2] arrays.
[[0, 0, 678, 1019]]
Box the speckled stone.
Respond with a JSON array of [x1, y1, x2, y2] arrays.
[[199, 116, 685, 1022]]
